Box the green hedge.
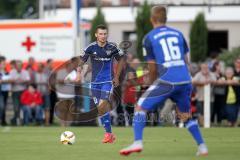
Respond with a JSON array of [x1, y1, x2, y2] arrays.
[[218, 47, 240, 66]]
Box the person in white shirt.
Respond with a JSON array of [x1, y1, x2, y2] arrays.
[[9, 60, 30, 125], [0, 56, 11, 125], [35, 63, 51, 126], [55, 58, 79, 126]]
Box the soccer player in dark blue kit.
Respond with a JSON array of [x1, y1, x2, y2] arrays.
[[78, 25, 124, 143], [120, 6, 208, 156]]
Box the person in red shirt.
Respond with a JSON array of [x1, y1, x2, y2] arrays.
[[20, 83, 43, 125], [122, 71, 138, 126]]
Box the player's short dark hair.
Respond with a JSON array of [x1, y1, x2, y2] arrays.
[[151, 6, 167, 23], [0, 56, 6, 62], [10, 60, 16, 65], [95, 24, 108, 33], [28, 83, 37, 89], [46, 58, 53, 64]]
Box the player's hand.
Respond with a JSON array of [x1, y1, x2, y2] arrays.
[[30, 103, 36, 107], [77, 66, 82, 73], [113, 77, 120, 87], [217, 79, 225, 85]]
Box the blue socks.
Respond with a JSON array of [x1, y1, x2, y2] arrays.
[[133, 111, 146, 141], [100, 112, 112, 133], [185, 119, 204, 145], [132, 112, 204, 146], [132, 111, 204, 145]]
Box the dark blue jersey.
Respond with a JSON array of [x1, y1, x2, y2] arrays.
[[143, 26, 191, 84], [80, 41, 124, 84]]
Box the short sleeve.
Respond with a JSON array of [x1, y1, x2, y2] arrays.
[[79, 46, 91, 62], [143, 35, 155, 61], [112, 44, 124, 61]]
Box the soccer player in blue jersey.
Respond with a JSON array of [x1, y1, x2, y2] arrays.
[[120, 6, 208, 156], [77, 24, 124, 143]]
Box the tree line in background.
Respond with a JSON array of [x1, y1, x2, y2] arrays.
[[189, 12, 240, 66], [0, 0, 38, 19], [90, 6, 107, 42], [190, 13, 208, 62], [135, 1, 152, 60]]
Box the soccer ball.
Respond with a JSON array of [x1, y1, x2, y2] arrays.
[[60, 131, 76, 145]]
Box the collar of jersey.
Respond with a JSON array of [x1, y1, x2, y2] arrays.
[[96, 41, 108, 48]]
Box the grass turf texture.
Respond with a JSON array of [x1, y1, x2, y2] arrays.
[[0, 127, 239, 160]]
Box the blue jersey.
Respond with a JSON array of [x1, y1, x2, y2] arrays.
[[80, 41, 123, 84], [143, 26, 191, 84]]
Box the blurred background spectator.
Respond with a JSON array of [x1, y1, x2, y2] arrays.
[[0, 56, 240, 127], [26, 57, 37, 84], [20, 84, 43, 125], [192, 63, 217, 126], [10, 60, 30, 125], [44, 59, 57, 125], [122, 66, 138, 126], [35, 63, 50, 126], [0, 56, 11, 126], [55, 58, 78, 127], [219, 67, 239, 127], [211, 61, 225, 125]]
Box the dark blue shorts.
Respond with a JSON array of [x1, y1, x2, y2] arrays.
[[137, 80, 192, 113], [90, 82, 113, 105]]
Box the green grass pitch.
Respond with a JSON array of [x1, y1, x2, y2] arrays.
[[0, 127, 239, 160]]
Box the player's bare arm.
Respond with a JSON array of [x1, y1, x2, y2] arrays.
[[113, 56, 125, 87], [147, 60, 158, 85]]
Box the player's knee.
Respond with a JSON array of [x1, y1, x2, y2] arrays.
[[135, 105, 145, 112], [177, 112, 191, 122], [97, 100, 111, 116]]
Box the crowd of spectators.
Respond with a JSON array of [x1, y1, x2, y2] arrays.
[[0, 56, 57, 126], [120, 54, 240, 127], [192, 56, 240, 127], [0, 54, 240, 127]]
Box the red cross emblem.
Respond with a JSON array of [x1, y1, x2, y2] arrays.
[[22, 36, 36, 52]]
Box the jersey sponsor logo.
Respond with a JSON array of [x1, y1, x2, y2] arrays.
[[153, 31, 180, 40], [94, 57, 111, 61], [162, 60, 185, 67], [106, 50, 112, 55]]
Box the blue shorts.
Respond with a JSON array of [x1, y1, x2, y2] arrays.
[[137, 80, 192, 113], [90, 82, 113, 105]]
